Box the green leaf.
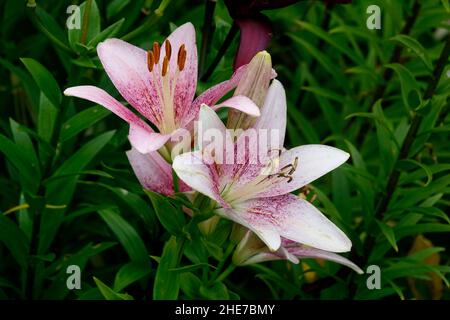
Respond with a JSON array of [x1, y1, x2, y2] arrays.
[[87, 18, 125, 47], [94, 277, 134, 300], [98, 209, 150, 264], [43, 242, 115, 299], [146, 191, 185, 236], [169, 263, 213, 274], [59, 105, 110, 142], [32, 7, 71, 52], [0, 214, 29, 270], [10, 119, 41, 180], [21, 58, 62, 107], [289, 34, 349, 95], [200, 282, 229, 300], [180, 273, 202, 298], [376, 220, 398, 252], [296, 20, 366, 66], [385, 63, 421, 112], [0, 134, 40, 194], [397, 159, 432, 187], [38, 93, 58, 143], [38, 131, 115, 253], [153, 236, 183, 300], [113, 261, 151, 292], [68, 0, 101, 50], [390, 35, 433, 71]]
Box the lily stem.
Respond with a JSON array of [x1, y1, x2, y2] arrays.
[[215, 263, 236, 284], [209, 242, 235, 284], [374, 33, 450, 221]]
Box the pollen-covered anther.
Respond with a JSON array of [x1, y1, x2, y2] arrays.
[[153, 42, 160, 63], [162, 56, 169, 77], [177, 44, 187, 71], [165, 40, 172, 60], [267, 157, 298, 183], [147, 50, 154, 72]]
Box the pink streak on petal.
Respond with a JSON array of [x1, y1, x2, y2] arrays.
[[126, 148, 189, 196], [97, 38, 163, 128], [236, 194, 352, 253], [173, 151, 229, 208], [64, 85, 142, 124], [64, 86, 170, 154]]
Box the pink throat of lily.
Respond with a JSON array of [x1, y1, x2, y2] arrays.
[[146, 40, 187, 134], [221, 152, 300, 205]]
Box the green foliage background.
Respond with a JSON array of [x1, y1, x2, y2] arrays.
[[0, 0, 449, 300]]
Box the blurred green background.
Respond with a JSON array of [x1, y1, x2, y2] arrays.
[[0, 0, 449, 300]]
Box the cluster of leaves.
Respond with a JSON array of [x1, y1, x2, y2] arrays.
[[0, 0, 449, 300]]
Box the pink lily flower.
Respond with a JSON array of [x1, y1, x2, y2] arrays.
[[233, 230, 363, 274], [64, 23, 259, 195], [173, 80, 352, 252]]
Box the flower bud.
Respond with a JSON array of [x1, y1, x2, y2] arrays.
[[227, 51, 273, 130]]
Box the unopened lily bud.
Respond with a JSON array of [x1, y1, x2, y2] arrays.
[[198, 215, 221, 237], [227, 50, 273, 130]]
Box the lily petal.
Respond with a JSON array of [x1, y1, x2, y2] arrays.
[[64, 85, 142, 124], [173, 151, 229, 208], [97, 39, 163, 127], [128, 125, 171, 154], [185, 65, 247, 126], [225, 194, 352, 252], [64, 85, 167, 154], [258, 144, 350, 198], [212, 95, 260, 117], [287, 244, 364, 274], [126, 148, 176, 196], [252, 80, 287, 149]]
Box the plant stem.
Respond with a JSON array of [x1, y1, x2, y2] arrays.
[[374, 34, 450, 220], [215, 263, 236, 283], [352, 0, 421, 146], [209, 242, 235, 284], [201, 22, 239, 81]]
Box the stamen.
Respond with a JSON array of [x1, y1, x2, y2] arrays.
[[162, 56, 169, 76], [153, 42, 160, 63], [177, 44, 186, 71], [147, 50, 154, 72], [165, 40, 172, 60]]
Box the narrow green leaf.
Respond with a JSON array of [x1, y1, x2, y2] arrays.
[[113, 261, 151, 292], [0, 214, 29, 270], [59, 105, 110, 142], [94, 277, 134, 300], [376, 220, 398, 252], [21, 57, 62, 107], [38, 131, 115, 253], [146, 191, 185, 236], [38, 93, 58, 143], [98, 209, 150, 264], [153, 236, 183, 300]]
